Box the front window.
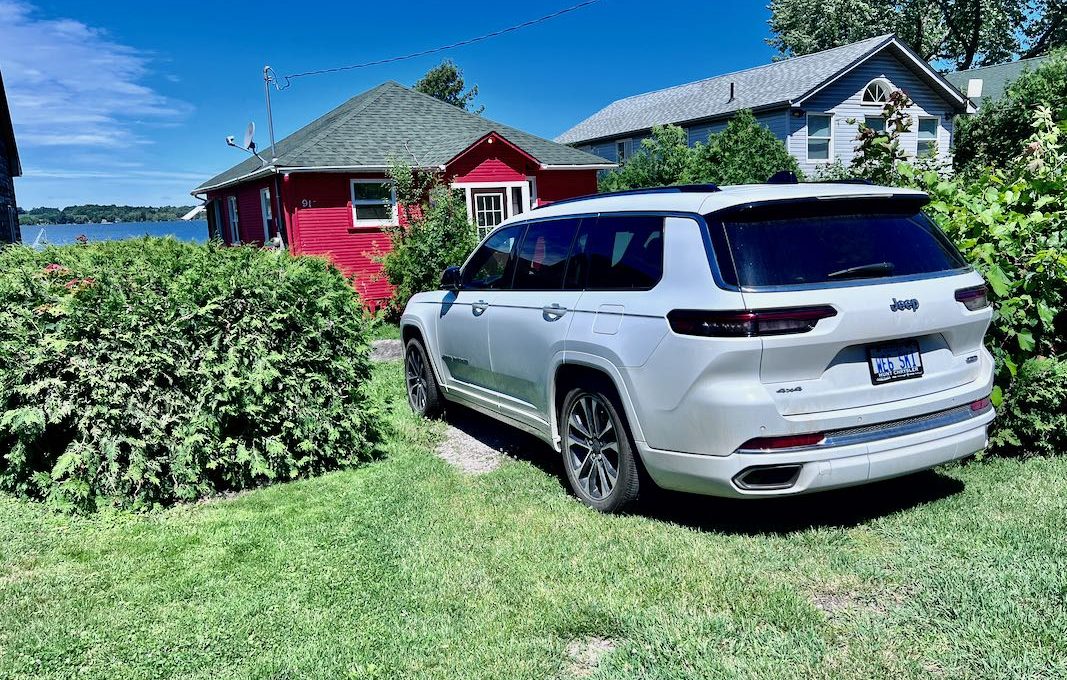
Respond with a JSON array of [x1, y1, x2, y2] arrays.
[[917, 117, 939, 157], [462, 225, 523, 289], [227, 195, 240, 244], [351, 179, 397, 227], [807, 114, 832, 161], [864, 115, 886, 133], [473, 191, 506, 238], [706, 200, 968, 289]]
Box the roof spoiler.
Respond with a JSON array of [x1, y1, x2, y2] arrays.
[[533, 183, 721, 210]]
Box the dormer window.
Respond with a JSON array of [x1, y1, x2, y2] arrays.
[[861, 78, 893, 105]]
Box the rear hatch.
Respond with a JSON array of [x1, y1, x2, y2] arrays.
[[705, 195, 991, 416]]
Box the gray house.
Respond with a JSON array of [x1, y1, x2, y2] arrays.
[[556, 35, 971, 177], [944, 55, 1049, 109], [0, 67, 21, 243]]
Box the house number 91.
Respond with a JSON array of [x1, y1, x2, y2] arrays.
[[300, 199, 314, 208]]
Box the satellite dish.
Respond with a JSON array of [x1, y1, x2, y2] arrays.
[[243, 121, 256, 151]]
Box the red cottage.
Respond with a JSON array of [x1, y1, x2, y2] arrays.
[[192, 81, 614, 306]]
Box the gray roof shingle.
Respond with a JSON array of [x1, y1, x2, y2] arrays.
[[195, 81, 612, 192], [555, 35, 902, 144], [943, 55, 1050, 108]]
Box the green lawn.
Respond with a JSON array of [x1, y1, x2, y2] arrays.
[[1, 362, 1065, 679]]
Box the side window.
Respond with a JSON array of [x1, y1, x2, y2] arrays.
[[512, 218, 581, 290], [570, 215, 664, 290], [462, 225, 523, 290]]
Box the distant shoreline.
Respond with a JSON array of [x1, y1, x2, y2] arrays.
[[22, 219, 208, 227]]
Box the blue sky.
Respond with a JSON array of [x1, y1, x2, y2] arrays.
[[2, 0, 780, 208]]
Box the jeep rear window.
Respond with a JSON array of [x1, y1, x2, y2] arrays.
[[706, 200, 968, 289]]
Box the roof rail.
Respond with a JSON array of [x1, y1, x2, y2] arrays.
[[533, 183, 721, 210], [815, 178, 874, 185]]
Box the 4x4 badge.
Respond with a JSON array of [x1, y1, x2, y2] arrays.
[[890, 297, 920, 312]]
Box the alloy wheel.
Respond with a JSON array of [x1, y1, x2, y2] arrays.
[[405, 348, 428, 413], [565, 394, 620, 501]]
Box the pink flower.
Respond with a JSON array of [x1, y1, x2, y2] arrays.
[[43, 263, 70, 275], [65, 279, 79, 289]]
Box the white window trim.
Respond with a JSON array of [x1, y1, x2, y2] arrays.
[[917, 116, 940, 157], [472, 191, 507, 237], [806, 113, 834, 163], [861, 77, 894, 106], [227, 195, 240, 244], [452, 180, 532, 225], [259, 187, 272, 242], [350, 178, 398, 228]]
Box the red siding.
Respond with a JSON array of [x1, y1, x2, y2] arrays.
[[449, 136, 535, 183], [208, 177, 278, 246], [533, 170, 598, 206], [288, 172, 395, 304]]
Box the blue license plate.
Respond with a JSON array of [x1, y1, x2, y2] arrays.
[[867, 340, 923, 384]]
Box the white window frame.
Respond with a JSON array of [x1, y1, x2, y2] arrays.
[[259, 187, 272, 242], [472, 191, 506, 238], [917, 116, 940, 157], [806, 113, 834, 163], [452, 180, 532, 232], [861, 78, 894, 106], [350, 178, 398, 228], [226, 195, 240, 244]]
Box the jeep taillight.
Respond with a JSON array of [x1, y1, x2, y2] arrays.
[[667, 306, 837, 337], [955, 284, 990, 311]]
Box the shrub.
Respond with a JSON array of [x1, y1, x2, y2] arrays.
[[0, 238, 379, 511], [989, 356, 1067, 457], [849, 89, 913, 185], [599, 124, 693, 192], [381, 163, 478, 314], [954, 50, 1067, 176], [688, 109, 802, 185]]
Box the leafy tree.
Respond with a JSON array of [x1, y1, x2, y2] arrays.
[[381, 162, 478, 314], [688, 110, 802, 185], [954, 50, 1067, 174], [1023, 0, 1067, 57], [413, 59, 483, 114], [598, 125, 693, 191], [768, 0, 1034, 70]]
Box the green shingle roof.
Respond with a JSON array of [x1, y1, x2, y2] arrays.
[[943, 55, 1050, 108], [195, 81, 612, 192]]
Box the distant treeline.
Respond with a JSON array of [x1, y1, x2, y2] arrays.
[[17, 204, 197, 225]]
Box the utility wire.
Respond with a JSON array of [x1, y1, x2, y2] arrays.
[[271, 0, 602, 90]]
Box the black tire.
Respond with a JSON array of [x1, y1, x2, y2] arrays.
[[560, 384, 640, 512], [404, 338, 442, 418]]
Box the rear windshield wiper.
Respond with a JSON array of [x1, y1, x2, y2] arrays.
[[826, 262, 895, 280]]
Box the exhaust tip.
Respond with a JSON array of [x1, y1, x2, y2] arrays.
[[733, 464, 803, 491]]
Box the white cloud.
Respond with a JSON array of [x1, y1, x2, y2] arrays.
[[0, 1, 191, 148]]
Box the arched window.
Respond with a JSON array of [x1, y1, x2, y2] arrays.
[[861, 78, 893, 105]]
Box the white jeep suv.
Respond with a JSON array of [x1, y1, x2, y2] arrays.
[[400, 182, 995, 512]]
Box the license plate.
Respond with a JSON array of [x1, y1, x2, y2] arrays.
[[867, 340, 923, 384]]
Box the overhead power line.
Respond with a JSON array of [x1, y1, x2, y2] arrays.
[[270, 0, 602, 90]]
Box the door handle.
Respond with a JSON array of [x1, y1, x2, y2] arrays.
[[471, 300, 489, 316], [542, 303, 568, 319]]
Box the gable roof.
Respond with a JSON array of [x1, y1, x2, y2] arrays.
[[944, 55, 1049, 108], [194, 81, 612, 193], [555, 34, 970, 145], [0, 68, 22, 178]]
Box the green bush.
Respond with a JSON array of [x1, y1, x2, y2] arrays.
[[0, 238, 378, 511], [954, 50, 1067, 176], [381, 163, 478, 314], [990, 356, 1067, 456], [599, 124, 694, 192], [689, 109, 803, 185]]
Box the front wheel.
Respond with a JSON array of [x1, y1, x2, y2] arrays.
[[560, 388, 640, 512], [405, 338, 442, 417]]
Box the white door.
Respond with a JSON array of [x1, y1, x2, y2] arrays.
[[259, 187, 272, 243], [473, 191, 506, 238]]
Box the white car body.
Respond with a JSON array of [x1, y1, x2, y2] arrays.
[[401, 183, 994, 499]]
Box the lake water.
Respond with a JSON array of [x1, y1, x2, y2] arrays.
[[21, 220, 208, 247]]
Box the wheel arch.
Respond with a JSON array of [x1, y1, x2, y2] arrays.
[[551, 355, 646, 450]]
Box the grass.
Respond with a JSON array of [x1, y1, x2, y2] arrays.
[[1, 362, 1065, 679]]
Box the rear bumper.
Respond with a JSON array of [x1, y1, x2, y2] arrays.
[[637, 407, 993, 498]]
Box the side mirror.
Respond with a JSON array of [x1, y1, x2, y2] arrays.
[[440, 266, 462, 292]]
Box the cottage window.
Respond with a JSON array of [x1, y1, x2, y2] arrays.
[[807, 114, 832, 161], [350, 179, 398, 227], [473, 191, 506, 237], [917, 117, 939, 157], [616, 140, 628, 163], [862, 78, 893, 105], [227, 195, 240, 244], [864, 116, 886, 133]]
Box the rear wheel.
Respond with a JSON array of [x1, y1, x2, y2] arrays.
[[561, 387, 640, 512], [405, 338, 442, 417]]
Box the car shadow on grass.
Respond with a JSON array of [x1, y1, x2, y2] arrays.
[[441, 404, 965, 536]]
